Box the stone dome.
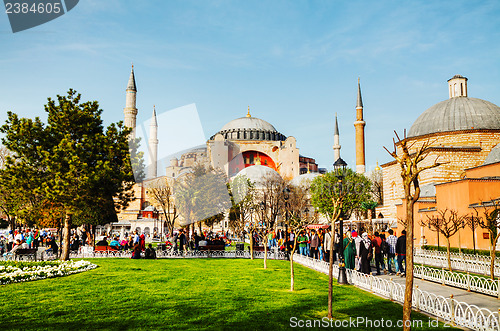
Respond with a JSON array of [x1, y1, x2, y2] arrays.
[[210, 116, 286, 141], [408, 97, 500, 138], [484, 143, 500, 165], [233, 165, 282, 187]]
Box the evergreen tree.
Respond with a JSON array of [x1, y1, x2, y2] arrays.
[[0, 89, 138, 260]]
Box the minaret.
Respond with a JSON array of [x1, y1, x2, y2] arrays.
[[124, 64, 138, 139], [333, 113, 341, 162], [148, 106, 159, 179], [354, 78, 366, 174]]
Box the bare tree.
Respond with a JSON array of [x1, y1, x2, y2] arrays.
[[473, 199, 500, 280], [384, 131, 442, 331], [146, 177, 179, 237], [254, 174, 285, 269], [228, 175, 255, 241], [465, 212, 480, 254], [285, 182, 315, 291], [420, 209, 467, 271], [370, 166, 384, 205]]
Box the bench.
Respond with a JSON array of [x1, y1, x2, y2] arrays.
[[199, 245, 225, 251], [14, 248, 38, 261], [249, 246, 265, 252], [94, 246, 119, 252]]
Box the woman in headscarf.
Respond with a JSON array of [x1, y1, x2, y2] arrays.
[[343, 231, 356, 270], [359, 232, 373, 275]]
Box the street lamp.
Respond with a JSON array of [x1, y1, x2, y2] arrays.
[[333, 157, 348, 285]]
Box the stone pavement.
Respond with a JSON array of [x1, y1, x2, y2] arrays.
[[373, 271, 500, 313]]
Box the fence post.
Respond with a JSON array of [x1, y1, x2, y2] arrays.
[[450, 294, 455, 326], [370, 275, 373, 293], [389, 278, 393, 301], [497, 279, 500, 300], [442, 268, 445, 285], [415, 285, 420, 311], [467, 272, 471, 292]]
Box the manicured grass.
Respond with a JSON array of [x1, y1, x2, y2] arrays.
[[1, 258, 454, 330]]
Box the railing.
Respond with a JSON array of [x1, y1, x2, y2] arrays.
[[413, 265, 500, 298], [69, 247, 289, 260], [415, 249, 500, 276], [293, 254, 500, 331]]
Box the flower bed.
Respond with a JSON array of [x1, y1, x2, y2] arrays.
[[0, 260, 97, 285]]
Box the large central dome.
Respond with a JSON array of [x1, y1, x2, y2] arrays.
[[210, 112, 286, 141]]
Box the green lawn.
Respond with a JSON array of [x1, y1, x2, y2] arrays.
[[1, 258, 453, 330]]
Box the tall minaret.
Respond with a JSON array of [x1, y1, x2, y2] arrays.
[[124, 64, 138, 139], [148, 106, 159, 179], [333, 113, 341, 162], [354, 78, 366, 174]]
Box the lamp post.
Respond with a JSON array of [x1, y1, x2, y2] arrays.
[[333, 157, 348, 285]]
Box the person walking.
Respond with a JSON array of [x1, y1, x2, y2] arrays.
[[323, 227, 332, 262], [343, 232, 356, 269], [371, 232, 385, 275], [297, 231, 308, 256], [386, 229, 398, 275], [396, 230, 406, 276], [359, 232, 372, 275], [310, 230, 319, 259]]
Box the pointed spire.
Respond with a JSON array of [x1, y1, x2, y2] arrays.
[[151, 105, 157, 126], [127, 64, 137, 92], [357, 77, 363, 108], [246, 105, 251, 117], [334, 112, 339, 135]]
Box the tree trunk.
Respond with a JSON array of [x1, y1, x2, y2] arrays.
[[263, 238, 268, 269], [446, 238, 452, 271], [290, 238, 298, 292], [403, 199, 415, 331], [60, 213, 71, 261], [249, 233, 254, 260], [328, 220, 335, 319]]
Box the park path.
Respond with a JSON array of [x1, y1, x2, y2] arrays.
[[375, 272, 500, 312]]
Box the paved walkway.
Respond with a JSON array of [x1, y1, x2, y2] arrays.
[[374, 272, 500, 312]]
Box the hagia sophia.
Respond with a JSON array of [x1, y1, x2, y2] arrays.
[[115, 67, 500, 252]]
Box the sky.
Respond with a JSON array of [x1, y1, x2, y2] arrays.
[[1, 0, 500, 173]]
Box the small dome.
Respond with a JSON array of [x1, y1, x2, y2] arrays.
[[484, 143, 500, 165], [290, 172, 321, 187], [408, 97, 500, 138], [233, 165, 282, 187]]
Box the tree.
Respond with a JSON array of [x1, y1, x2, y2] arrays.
[[146, 177, 179, 237], [285, 182, 315, 291], [473, 199, 500, 280], [310, 169, 372, 223], [254, 174, 285, 269], [228, 175, 255, 241], [310, 168, 371, 318], [465, 212, 480, 254], [384, 131, 441, 331], [0, 90, 136, 260], [174, 163, 230, 231], [370, 166, 384, 205], [420, 209, 467, 271]]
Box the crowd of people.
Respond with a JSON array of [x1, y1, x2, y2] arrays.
[[249, 226, 408, 277], [0, 228, 60, 258]]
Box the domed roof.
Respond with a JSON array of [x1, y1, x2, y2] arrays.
[[408, 97, 500, 138], [234, 165, 282, 187], [210, 111, 286, 141], [484, 143, 500, 165], [221, 116, 277, 132], [290, 172, 321, 187]]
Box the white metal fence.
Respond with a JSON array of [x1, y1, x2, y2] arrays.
[[415, 249, 500, 276], [293, 254, 500, 331], [414, 265, 500, 298]]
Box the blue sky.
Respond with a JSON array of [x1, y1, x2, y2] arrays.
[[1, 0, 500, 171]]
